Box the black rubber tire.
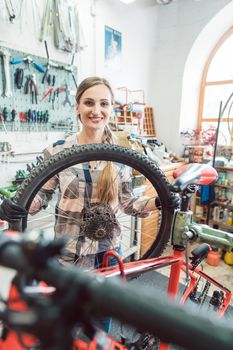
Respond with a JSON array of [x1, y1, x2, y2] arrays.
[[13, 144, 174, 259]]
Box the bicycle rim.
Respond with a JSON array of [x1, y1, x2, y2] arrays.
[[13, 144, 174, 266]]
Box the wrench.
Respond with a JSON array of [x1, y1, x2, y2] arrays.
[[63, 84, 72, 107], [0, 50, 12, 97]]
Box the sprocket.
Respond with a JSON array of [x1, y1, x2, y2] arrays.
[[80, 203, 116, 241]]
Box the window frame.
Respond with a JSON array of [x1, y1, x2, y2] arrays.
[[197, 26, 233, 142]]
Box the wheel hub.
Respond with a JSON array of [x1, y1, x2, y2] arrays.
[[80, 203, 115, 241]]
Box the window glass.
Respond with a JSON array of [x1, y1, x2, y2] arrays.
[[202, 121, 232, 145], [203, 84, 233, 118], [207, 34, 233, 81], [199, 29, 233, 146]]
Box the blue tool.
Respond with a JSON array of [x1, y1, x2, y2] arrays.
[[10, 56, 46, 73]]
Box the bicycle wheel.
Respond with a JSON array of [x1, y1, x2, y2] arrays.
[[13, 144, 175, 265]]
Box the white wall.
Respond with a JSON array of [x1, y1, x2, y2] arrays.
[[94, 0, 157, 96], [0, 0, 157, 185], [76, 0, 158, 100], [149, 0, 233, 155], [1, 0, 233, 160], [0, 1, 72, 64], [180, 1, 233, 136], [0, 0, 157, 113]]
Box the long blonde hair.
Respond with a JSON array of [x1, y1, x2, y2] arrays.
[[76, 77, 118, 204]]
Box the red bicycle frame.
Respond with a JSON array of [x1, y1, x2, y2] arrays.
[[0, 250, 231, 350], [98, 248, 232, 350]]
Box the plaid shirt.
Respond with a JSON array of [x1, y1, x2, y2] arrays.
[[36, 134, 150, 265]]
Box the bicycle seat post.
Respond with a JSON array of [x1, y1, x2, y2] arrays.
[[183, 227, 192, 287], [169, 185, 200, 296]]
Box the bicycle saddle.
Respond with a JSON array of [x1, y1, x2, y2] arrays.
[[171, 163, 218, 192]]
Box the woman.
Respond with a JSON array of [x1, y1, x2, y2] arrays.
[[29, 76, 157, 268], [0, 76, 179, 334]]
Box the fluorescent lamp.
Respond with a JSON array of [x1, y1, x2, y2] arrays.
[[119, 0, 136, 4]]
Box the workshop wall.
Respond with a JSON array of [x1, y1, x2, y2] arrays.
[[93, 0, 156, 95], [148, 0, 233, 155], [1, 0, 233, 161], [0, 0, 81, 157], [0, 0, 156, 143], [87, 0, 233, 156]]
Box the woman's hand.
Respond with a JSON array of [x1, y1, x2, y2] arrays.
[[0, 199, 27, 222], [29, 195, 42, 215], [155, 194, 180, 211]]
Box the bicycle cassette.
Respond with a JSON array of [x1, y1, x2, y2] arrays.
[[80, 203, 116, 241]]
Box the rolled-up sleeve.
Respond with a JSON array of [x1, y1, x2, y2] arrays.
[[118, 166, 150, 218]]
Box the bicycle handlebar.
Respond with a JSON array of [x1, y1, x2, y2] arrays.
[[189, 223, 233, 250], [0, 232, 233, 350]]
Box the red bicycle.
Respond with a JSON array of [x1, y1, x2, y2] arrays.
[[0, 144, 232, 350]]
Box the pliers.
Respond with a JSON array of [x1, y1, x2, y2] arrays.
[[25, 74, 39, 104]]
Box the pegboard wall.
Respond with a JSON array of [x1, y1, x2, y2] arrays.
[[0, 45, 79, 133]]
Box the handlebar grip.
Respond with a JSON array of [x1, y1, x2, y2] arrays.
[[0, 235, 28, 271], [191, 243, 210, 259]]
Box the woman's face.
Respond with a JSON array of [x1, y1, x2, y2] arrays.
[[77, 84, 113, 131]]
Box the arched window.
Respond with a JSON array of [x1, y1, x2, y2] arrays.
[[198, 26, 233, 145]]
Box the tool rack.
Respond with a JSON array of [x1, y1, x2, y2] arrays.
[[0, 45, 78, 133]]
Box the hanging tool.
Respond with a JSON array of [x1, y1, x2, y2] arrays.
[[2, 107, 9, 121], [51, 85, 71, 109], [26, 109, 31, 123], [40, 0, 54, 42], [42, 40, 59, 84], [61, 52, 77, 88], [40, 86, 54, 102], [25, 74, 39, 104], [43, 110, 49, 123], [63, 84, 72, 107], [11, 109, 16, 121], [19, 112, 26, 122], [0, 114, 7, 133], [10, 56, 45, 73], [0, 50, 12, 97], [5, 0, 16, 22], [14, 68, 24, 89], [42, 40, 77, 88]]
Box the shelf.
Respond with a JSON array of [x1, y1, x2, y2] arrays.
[[114, 106, 156, 137], [193, 164, 233, 229], [215, 184, 233, 190], [215, 166, 233, 171], [193, 215, 207, 220], [219, 223, 233, 231], [144, 107, 156, 136], [211, 200, 233, 209], [210, 221, 233, 231]]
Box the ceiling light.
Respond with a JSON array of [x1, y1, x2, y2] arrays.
[[156, 0, 173, 4], [119, 0, 136, 4]]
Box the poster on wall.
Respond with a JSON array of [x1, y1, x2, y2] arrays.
[[104, 25, 122, 70]]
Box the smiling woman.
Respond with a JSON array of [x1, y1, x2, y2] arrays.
[[26, 76, 158, 271], [76, 77, 114, 143], [7, 77, 178, 336]]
